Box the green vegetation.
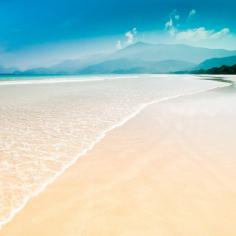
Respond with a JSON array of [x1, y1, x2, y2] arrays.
[[193, 64, 236, 74]]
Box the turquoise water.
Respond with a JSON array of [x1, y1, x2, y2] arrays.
[[0, 75, 143, 86], [0, 74, 55, 81], [0, 74, 89, 82]]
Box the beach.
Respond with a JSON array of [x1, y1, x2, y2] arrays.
[[0, 75, 236, 235]]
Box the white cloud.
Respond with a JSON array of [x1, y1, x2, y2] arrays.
[[210, 28, 230, 39], [165, 10, 180, 36], [125, 31, 134, 44], [165, 18, 173, 29], [164, 9, 231, 45], [165, 19, 177, 36], [188, 9, 196, 18], [169, 28, 177, 37], [175, 27, 230, 42], [116, 40, 122, 50], [176, 27, 210, 41], [132, 27, 137, 34], [115, 27, 138, 50], [125, 27, 137, 45]]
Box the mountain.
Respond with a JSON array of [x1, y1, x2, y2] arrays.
[[79, 59, 195, 74], [9, 42, 236, 75], [78, 42, 236, 74], [193, 64, 236, 74], [16, 53, 109, 75], [108, 42, 236, 64], [196, 55, 236, 70], [0, 65, 18, 74], [20, 59, 83, 75]]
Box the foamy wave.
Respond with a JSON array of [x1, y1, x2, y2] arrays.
[[0, 74, 204, 86], [0, 75, 142, 86], [0, 75, 229, 229]]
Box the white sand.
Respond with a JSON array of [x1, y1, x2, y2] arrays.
[[1, 78, 236, 236]]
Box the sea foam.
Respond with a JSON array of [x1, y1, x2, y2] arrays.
[[0, 75, 229, 229]]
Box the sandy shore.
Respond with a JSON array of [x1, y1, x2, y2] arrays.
[[1, 80, 236, 236]]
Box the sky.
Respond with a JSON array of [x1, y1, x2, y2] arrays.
[[0, 0, 236, 68]]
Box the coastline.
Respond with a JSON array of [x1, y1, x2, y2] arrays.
[[0, 75, 227, 229], [1, 77, 236, 235]]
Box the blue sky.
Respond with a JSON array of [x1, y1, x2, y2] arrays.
[[0, 0, 236, 68]]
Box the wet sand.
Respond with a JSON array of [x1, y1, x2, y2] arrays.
[[1, 78, 236, 236]]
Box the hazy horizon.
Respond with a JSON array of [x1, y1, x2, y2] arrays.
[[3, 41, 236, 70]]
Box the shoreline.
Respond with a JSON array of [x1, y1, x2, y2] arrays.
[[1, 78, 236, 235], [1, 76, 235, 235], [0, 78, 229, 230]]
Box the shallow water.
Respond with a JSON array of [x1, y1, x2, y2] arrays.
[[0, 74, 227, 227]]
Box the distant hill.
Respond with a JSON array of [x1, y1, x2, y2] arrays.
[[78, 43, 236, 74], [192, 64, 236, 74], [14, 53, 108, 75], [108, 42, 236, 64], [79, 59, 195, 74], [20, 59, 84, 75], [0, 66, 17, 74], [6, 42, 236, 75], [196, 55, 236, 70]]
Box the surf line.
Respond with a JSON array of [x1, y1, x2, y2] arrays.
[[0, 79, 230, 230], [0, 75, 142, 86]]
